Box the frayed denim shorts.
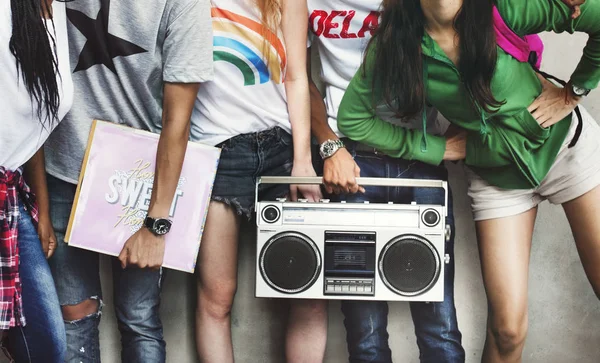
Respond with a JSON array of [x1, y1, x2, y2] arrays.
[[212, 126, 293, 220]]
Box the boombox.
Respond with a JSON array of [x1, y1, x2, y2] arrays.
[[255, 177, 450, 302]]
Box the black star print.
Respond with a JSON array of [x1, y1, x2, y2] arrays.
[[67, 0, 147, 74]]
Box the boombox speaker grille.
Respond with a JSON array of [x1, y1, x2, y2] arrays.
[[260, 232, 321, 294], [379, 235, 440, 296]]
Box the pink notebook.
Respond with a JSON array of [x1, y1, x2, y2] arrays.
[[65, 120, 221, 273]]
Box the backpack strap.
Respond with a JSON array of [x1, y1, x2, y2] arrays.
[[493, 5, 543, 69], [536, 70, 584, 148]]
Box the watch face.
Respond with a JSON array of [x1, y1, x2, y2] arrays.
[[320, 140, 338, 158], [153, 219, 172, 235], [573, 85, 588, 96]]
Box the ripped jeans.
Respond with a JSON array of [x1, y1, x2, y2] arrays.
[[47, 174, 165, 363], [2, 201, 66, 363]]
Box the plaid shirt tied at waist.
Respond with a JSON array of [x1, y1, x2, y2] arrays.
[[0, 167, 38, 329]]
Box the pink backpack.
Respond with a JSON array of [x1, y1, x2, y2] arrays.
[[493, 5, 544, 69]]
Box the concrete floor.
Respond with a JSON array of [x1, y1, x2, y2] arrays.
[[3, 31, 598, 363]]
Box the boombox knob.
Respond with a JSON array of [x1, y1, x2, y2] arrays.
[[444, 254, 450, 264], [445, 225, 452, 242]]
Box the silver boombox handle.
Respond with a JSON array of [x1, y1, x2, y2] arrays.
[[255, 176, 448, 216]]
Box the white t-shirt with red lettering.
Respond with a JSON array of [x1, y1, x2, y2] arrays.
[[307, 0, 444, 137]]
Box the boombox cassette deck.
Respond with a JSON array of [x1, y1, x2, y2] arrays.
[[255, 177, 450, 302]]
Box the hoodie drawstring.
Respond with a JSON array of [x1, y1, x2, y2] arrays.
[[421, 56, 429, 153]]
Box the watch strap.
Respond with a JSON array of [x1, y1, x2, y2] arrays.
[[320, 139, 345, 159], [144, 216, 155, 230]]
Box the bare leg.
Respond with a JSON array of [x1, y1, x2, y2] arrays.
[[286, 299, 328, 363], [478, 208, 537, 363], [562, 185, 600, 299], [195, 202, 241, 363]]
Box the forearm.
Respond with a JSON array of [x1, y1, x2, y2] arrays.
[[147, 123, 188, 217], [147, 83, 199, 218], [286, 79, 313, 163], [23, 148, 50, 218], [309, 80, 337, 144]]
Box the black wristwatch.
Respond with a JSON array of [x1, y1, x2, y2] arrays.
[[144, 216, 172, 236]]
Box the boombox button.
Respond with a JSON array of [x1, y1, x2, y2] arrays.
[[298, 198, 309, 203], [444, 254, 451, 264], [320, 199, 330, 203], [411, 201, 417, 205], [276, 198, 287, 202]]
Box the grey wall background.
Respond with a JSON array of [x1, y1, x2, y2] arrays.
[[18, 31, 600, 363]]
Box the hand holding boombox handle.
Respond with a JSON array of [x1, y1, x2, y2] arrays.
[[254, 176, 448, 217]]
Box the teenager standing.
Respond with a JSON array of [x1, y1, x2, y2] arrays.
[[307, 1, 464, 362], [191, 1, 326, 362], [338, 0, 600, 361], [0, 0, 72, 361], [44, 1, 213, 362]]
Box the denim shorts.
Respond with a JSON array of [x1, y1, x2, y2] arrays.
[[212, 126, 293, 219]]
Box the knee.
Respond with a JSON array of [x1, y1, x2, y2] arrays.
[[197, 278, 237, 319], [489, 317, 528, 355], [61, 298, 101, 322]]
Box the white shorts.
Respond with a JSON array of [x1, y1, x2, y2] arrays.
[[466, 106, 600, 221]]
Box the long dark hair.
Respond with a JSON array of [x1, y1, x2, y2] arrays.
[[368, 0, 504, 119], [10, 0, 62, 126]]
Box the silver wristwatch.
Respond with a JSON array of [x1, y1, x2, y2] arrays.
[[571, 83, 590, 97], [319, 139, 345, 159]]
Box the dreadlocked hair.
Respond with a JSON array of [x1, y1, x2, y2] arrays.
[[10, 0, 61, 127]]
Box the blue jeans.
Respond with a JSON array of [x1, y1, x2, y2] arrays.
[[47, 174, 165, 363], [4, 202, 66, 363], [321, 143, 465, 363]]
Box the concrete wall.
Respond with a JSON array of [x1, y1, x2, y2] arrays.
[[60, 32, 600, 362]]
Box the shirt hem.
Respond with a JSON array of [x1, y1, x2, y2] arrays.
[[46, 167, 79, 185]]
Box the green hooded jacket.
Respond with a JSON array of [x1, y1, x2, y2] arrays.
[[337, 0, 600, 189]]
